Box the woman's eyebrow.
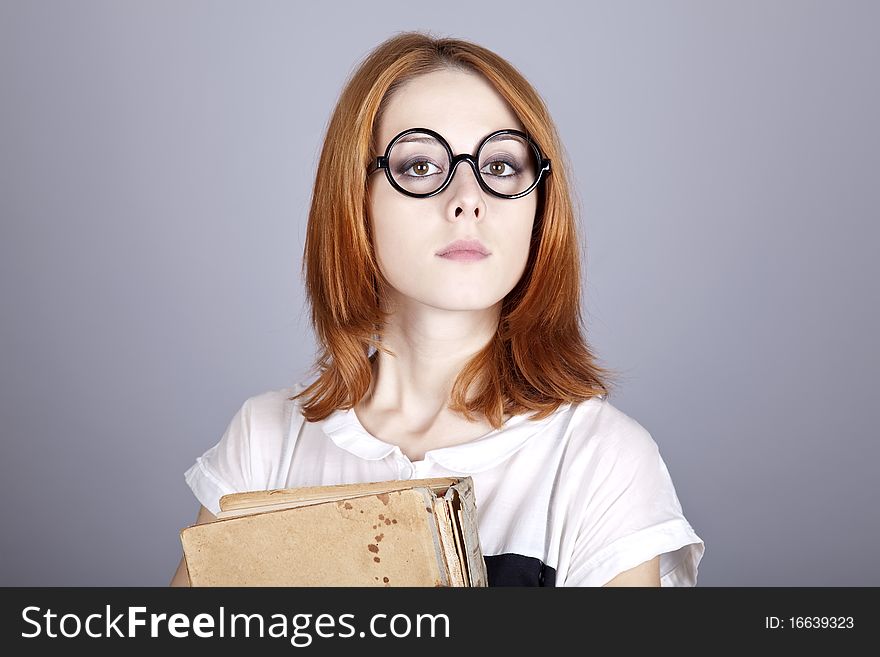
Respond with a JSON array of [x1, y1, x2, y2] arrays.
[[394, 132, 522, 150], [395, 135, 437, 145]]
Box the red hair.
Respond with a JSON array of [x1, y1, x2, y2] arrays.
[[291, 31, 619, 427]]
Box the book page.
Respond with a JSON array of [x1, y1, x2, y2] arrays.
[[432, 497, 464, 587]]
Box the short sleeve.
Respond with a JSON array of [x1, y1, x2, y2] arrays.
[[183, 397, 258, 516], [562, 422, 705, 587]]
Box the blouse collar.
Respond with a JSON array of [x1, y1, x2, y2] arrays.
[[320, 401, 575, 473]]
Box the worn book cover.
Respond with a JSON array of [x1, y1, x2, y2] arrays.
[[179, 476, 487, 587]]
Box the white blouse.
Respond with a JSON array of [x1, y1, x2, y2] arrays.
[[185, 381, 705, 586]]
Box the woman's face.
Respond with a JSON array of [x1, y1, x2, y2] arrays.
[[367, 68, 538, 314]]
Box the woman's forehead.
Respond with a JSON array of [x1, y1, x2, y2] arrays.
[[375, 71, 525, 152]]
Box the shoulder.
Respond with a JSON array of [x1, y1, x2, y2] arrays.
[[563, 396, 660, 466], [220, 383, 309, 461], [184, 382, 312, 513], [238, 382, 307, 428], [242, 384, 301, 415], [547, 396, 671, 508], [229, 382, 310, 481]]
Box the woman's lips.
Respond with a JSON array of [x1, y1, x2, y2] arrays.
[[437, 250, 490, 262]]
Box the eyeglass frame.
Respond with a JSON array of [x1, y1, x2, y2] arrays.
[[367, 127, 552, 200]]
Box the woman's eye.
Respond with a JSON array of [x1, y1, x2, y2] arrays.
[[482, 160, 517, 177], [403, 160, 441, 177]]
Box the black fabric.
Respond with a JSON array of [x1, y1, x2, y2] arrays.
[[484, 553, 556, 587]]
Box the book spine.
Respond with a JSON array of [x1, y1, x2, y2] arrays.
[[449, 479, 489, 587]]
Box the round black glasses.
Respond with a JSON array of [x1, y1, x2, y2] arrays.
[[367, 127, 552, 199]]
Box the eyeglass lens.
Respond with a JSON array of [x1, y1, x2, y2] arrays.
[[387, 132, 539, 196]]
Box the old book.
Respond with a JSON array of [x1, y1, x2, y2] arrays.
[[179, 476, 488, 587]]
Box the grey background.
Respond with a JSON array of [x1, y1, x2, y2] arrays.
[[1, 0, 877, 586]]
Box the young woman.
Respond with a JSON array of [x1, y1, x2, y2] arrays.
[[171, 31, 704, 587]]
